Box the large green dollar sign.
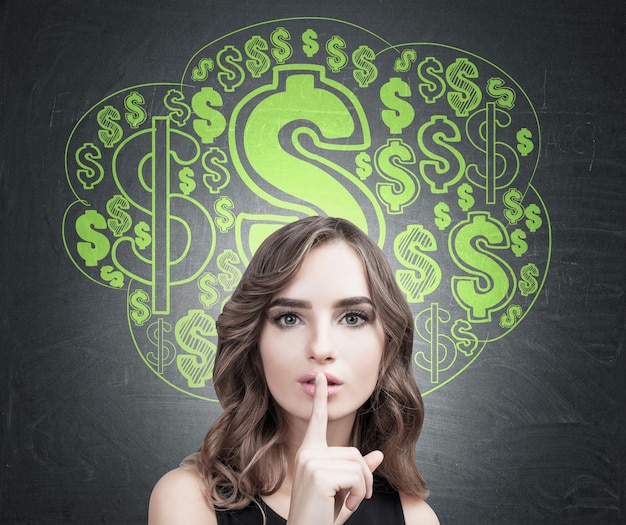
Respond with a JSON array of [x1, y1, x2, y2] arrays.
[[394, 225, 442, 303], [374, 138, 419, 214], [111, 116, 215, 314], [75, 209, 111, 267], [466, 102, 520, 204], [449, 211, 516, 323], [229, 65, 384, 248], [446, 57, 482, 117], [175, 309, 217, 388], [380, 77, 414, 135]]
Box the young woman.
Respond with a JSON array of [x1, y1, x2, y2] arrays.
[[149, 216, 439, 525]]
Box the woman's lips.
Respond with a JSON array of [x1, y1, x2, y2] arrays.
[[298, 371, 343, 397]]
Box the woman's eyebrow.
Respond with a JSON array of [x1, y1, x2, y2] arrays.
[[267, 298, 311, 309], [267, 296, 374, 309], [334, 296, 375, 308]]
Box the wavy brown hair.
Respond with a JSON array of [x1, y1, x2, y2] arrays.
[[185, 216, 428, 509]]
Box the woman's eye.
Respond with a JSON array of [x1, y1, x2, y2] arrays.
[[273, 312, 300, 326], [343, 311, 369, 326]]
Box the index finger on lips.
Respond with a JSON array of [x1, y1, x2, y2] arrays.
[[302, 372, 328, 447]]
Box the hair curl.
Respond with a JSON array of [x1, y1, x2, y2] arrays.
[[184, 216, 428, 509]]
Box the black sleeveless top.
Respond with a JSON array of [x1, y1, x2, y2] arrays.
[[215, 479, 405, 525]]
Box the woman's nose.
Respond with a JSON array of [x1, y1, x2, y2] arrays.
[[307, 324, 336, 362]]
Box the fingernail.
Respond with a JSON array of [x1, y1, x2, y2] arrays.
[[315, 372, 321, 384]]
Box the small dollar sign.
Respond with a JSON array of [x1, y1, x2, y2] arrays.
[[97, 105, 123, 148], [499, 304, 523, 328], [457, 182, 475, 211], [106, 194, 132, 237], [75, 209, 111, 267], [178, 167, 196, 196], [510, 229, 528, 257], [100, 265, 124, 288], [355, 152, 372, 180], [134, 221, 151, 250], [216, 45, 245, 92], [486, 77, 516, 110], [302, 28, 319, 57], [214, 196, 235, 233], [374, 138, 419, 214], [434, 202, 451, 230], [271, 27, 293, 64], [519, 263, 539, 297], [451, 319, 479, 357], [75, 143, 104, 190], [503, 188, 525, 225], [394, 225, 442, 303], [414, 303, 456, 384], [191, 58, 214, 82], [380, 77, 415, 135], [524, 203, 542, 232], [217, 249, 243, 291], [192, 87, 227, 144], [417, 56, 446, 104], [198, 272, 220, 309], [175, 309, 217, 388], [446, 58, 482, 117], [326, 35, 348, 73], [352, 45, 378, 88], [164, 89, 191, 127], [129, 289, 151, 326], [245, 35, 271, 78], [124, 91, 147, 129], [146, 318, 177, 374], [516, 127, 534, 157], [394, 49, 417, 72], [202, 147, 230, 194]]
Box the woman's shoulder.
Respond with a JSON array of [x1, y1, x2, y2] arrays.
[[399, 492, 440, 525], [148, 467, 217, 525]]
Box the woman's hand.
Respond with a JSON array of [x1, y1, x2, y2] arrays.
[[286, 373, 384, 525]]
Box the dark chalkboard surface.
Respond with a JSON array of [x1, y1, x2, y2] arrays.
[[1, 1, 624, 523]]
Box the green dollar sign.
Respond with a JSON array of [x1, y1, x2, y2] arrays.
[[245, 35, 271, 78], [97, 105, 123, 148], [100, 265, 124, 288], [524, 203, 542, 232], [75, 209, 111, 267], [394, 225, 442, 303], [499, 304, 523, 328], [446, 58, 482, 117], [433, 202, 451, 231], [380, 77, 415, 135], [175, 309, 217, 388], [191, 58, 214, 82], [451, 319, 478, 357], [146, 318, 177, 375], [352, 45, 378, 88], [164, 89, 191, 127], [374, 138, 419, 214], [486, 77, 516, 110], [124, 91, 147, 129], [214, 196, 235, 233], [302, 28, 319, 57], [355, 152, 372, 180], [106, 194, 132, 237], [510, 229, 528, 257], [516, 127, 534, 157], [75, 143, 104, 190], [394, 49, 417, 72], [216, 45, 245, 92], [134, 221, 151, 250], [503, 188, 524, 225], [417, 115, 465, 193], [217, 249, 243, 291], [417, 56, 446, 104], [129, 289, 151, 326], [192, 87, 227, 144], [449, 211, 516, 322], [326, 35, 348, 73], [457, 182, 475, 211], [202, 147, 231, 194], [178, 167, 196, 196], [414, 303, 456, 384], [519, 263, 539, 297], [271, 27, 293, 64], [197, 272, 220, 309]]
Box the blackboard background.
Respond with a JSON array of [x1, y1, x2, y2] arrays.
[[1, 0, 624, 523]]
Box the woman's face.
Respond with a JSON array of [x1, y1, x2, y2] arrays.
[[258, 241, 385, 436]]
